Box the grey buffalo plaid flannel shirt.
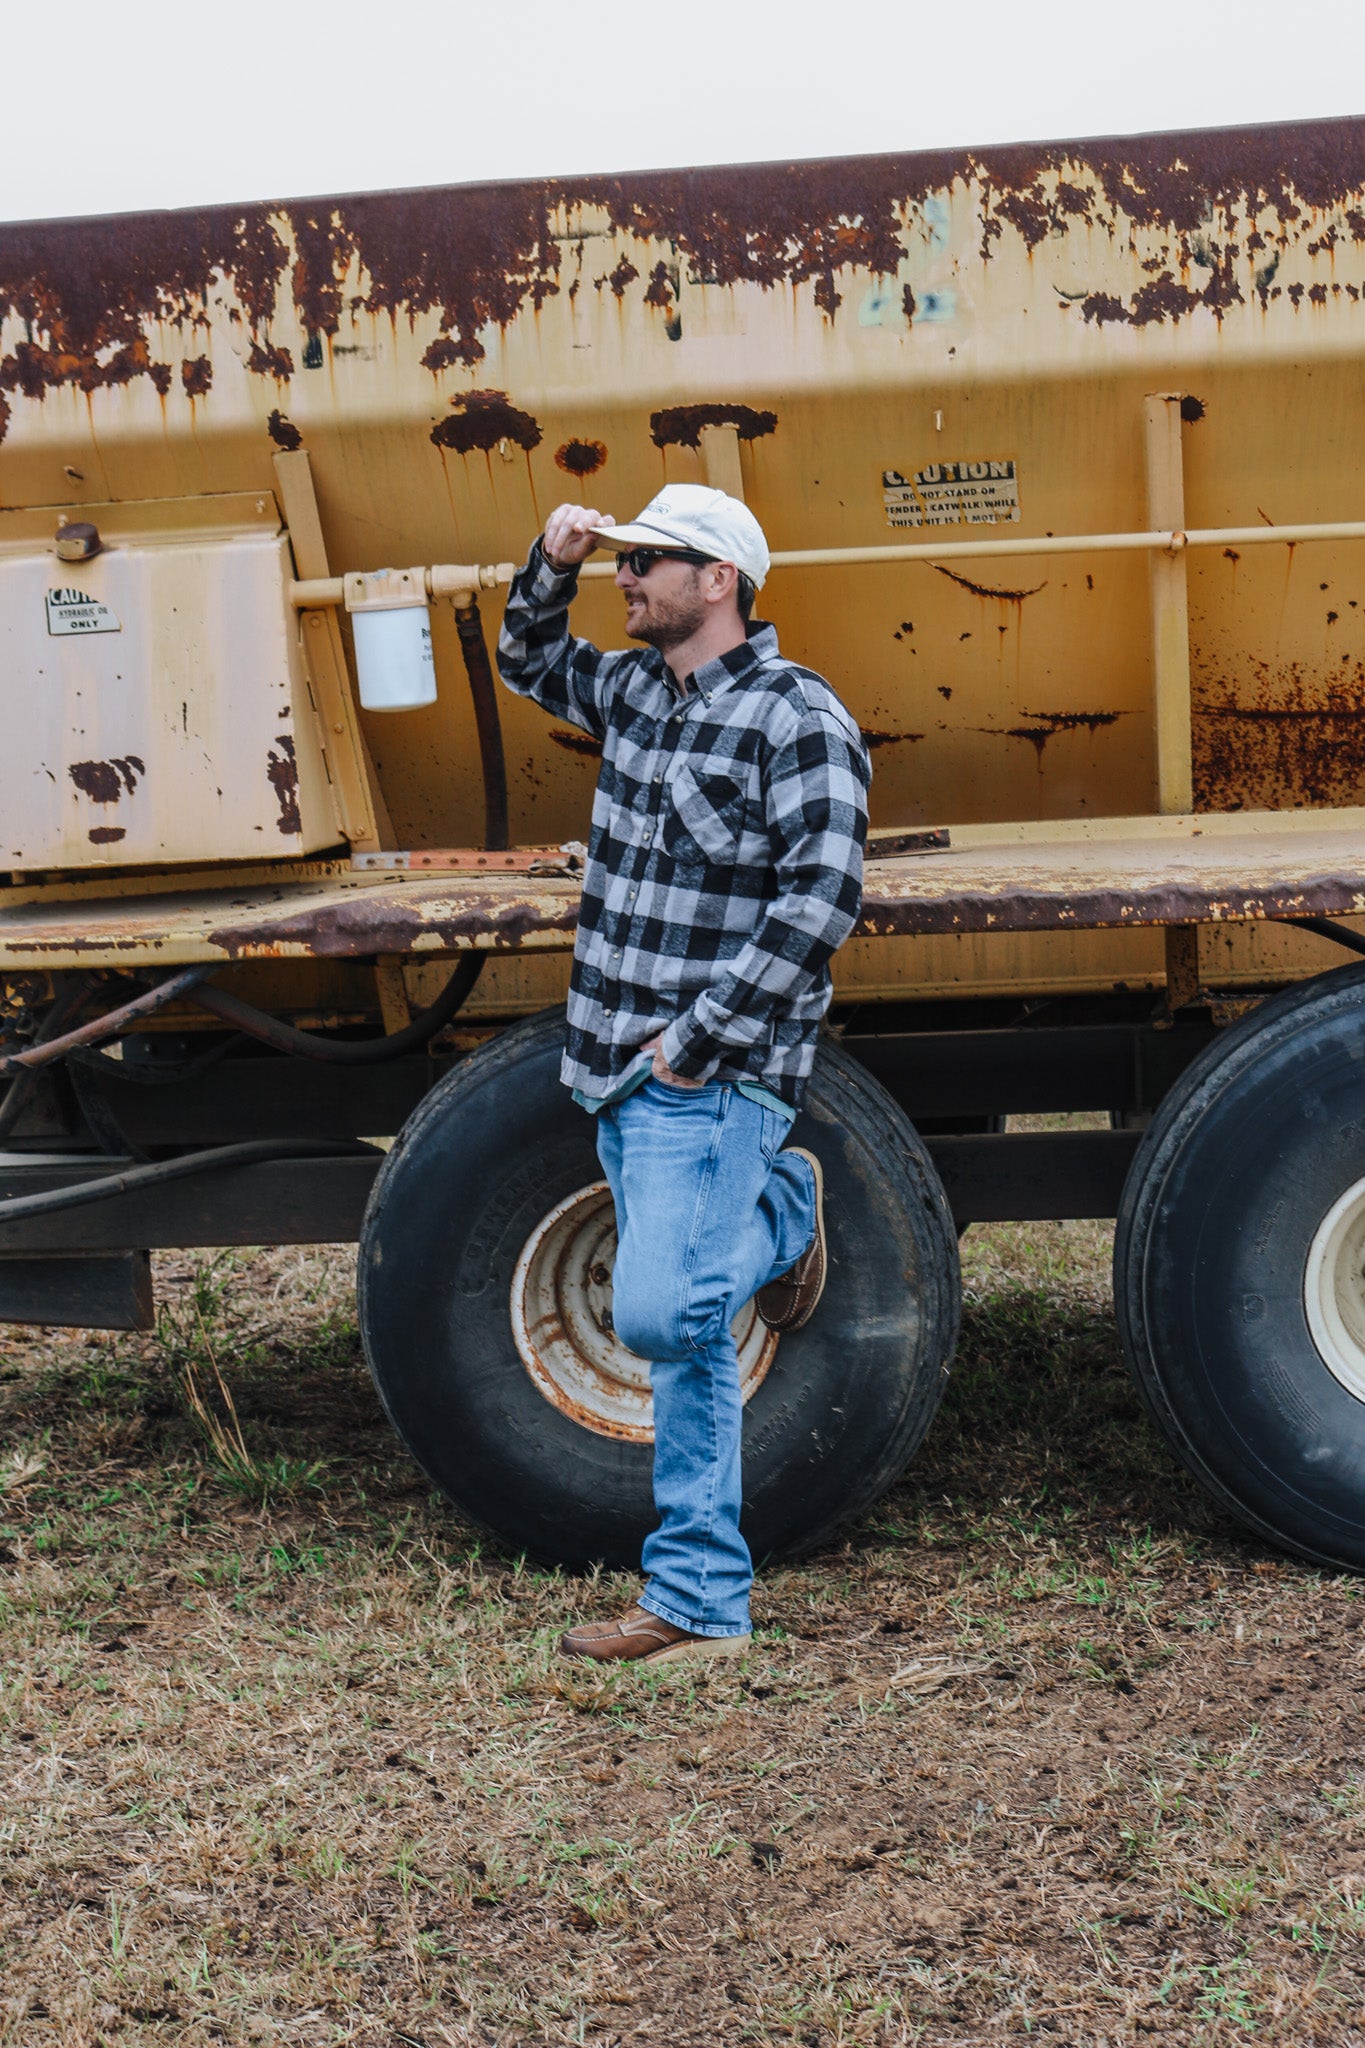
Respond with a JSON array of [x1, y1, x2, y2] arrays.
[[496, 542, 871, 1110]]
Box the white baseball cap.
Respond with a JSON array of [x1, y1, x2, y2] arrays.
[[591, 485, 770, 590]]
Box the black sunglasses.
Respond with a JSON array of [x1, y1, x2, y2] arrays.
[[618, 545, 717, 577]]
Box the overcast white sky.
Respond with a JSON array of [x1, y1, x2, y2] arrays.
[[2, 0, 1362, 224]]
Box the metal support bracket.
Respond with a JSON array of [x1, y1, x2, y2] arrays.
[[1144, 394, 1194, 815], [272, 450, 390, 852], [1163, 923, 1203, 1010], [699, 423, 746, 500]]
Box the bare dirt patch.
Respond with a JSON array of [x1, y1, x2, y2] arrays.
[[1, 1224, 1363, 2045]]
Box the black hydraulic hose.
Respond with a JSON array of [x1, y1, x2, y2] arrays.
[[454, 595, 511, 851], [0, 1138, 379, 1225], [68, 1055, 148, 1163], [70, 1031, 242, 1086], [0, 973, 98, 1142], [1289, 916, 1365, 960], [186, 951, 484, 1064], [0, 964, 216, 1078]]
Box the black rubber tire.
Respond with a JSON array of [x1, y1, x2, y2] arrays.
[[358, 1009, 961, 1570], [1115, 961, 1365, 1570]]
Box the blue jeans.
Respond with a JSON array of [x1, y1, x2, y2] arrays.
[[595, 1078, 817, 1637]]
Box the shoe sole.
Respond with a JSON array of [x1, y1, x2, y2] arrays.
[[791, 1148, 827, 1323], [560, 1630, 751, 1665], [758, 1147, 827, 1332], [642, 1633, 750, 1665]]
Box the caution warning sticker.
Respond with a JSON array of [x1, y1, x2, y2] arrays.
[[883, 459, 1020, 528], [46, 587, 121, 637]]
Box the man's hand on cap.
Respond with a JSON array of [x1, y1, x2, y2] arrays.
[[543, 504, 614, 572]]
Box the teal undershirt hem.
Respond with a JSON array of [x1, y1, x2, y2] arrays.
[[572, 1058, 795, 1124]]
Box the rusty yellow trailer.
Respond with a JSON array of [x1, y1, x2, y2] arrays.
[[3, 116, 1365, 1570]]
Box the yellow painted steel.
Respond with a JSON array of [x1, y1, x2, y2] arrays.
[[2, 121, 1364, 1011]]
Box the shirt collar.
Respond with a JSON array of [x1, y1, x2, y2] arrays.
[[682, 621, 778, 706]]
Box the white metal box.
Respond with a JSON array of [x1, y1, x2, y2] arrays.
[[0, 494, 338, 870]]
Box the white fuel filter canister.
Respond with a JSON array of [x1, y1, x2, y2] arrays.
[[344, 567, 437, 711]]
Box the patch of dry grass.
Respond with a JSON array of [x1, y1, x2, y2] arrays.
[[1, 1230, 1363, 2046]]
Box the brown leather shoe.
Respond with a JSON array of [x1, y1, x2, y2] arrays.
[[560, 1604, 749, 1665], [756, 1147, 826, 1331]]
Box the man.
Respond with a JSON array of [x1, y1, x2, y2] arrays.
[[497, 484, 870, 1665]]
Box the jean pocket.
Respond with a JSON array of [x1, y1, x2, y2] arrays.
[[648, 1073, 711, 1100], [758, 1106, 787, 1163]]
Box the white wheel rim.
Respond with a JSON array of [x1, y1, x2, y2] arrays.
[[1303, 1174, 1365, 1402], [509, 1181, 779, 1442]]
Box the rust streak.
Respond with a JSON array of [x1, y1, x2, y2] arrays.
[[0, 116, 1361, 415], [554, 439, 608, 478], [649, 403, 777, 451], [932, 563, 1047, 602], [548, 728, 603, 758], [69, 756, 144, 804], [598, 256, 639, 298], [266, 407, 303, 451], [431, 388, 541, 455], [266, 736, 301, 836], [245, 340, 294, 380], [204, 893, 580, 961]]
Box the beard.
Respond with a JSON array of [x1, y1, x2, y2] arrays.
[[624, 572, 709, 654]]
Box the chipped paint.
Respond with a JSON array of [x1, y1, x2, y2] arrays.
[[649, 404, 777, 450], [932, 564, 1047, 603], [979, 711, 1128, 763], [548, 728, 603, 758], [266, 408, 302, 451], [69, 757, 144, 804], [246, 340, 293, 381], [266, 736, 302, 837], [5, 119, 1365, 413], [2, 821, 1364, 969], [1194, 681, 1365, 810], [554, 439, 608, 477], [430, 389, 542, 454]]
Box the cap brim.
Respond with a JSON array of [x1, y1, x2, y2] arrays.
[[588, 520, 716, 555]]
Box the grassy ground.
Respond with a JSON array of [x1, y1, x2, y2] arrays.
[[2, 1219, 1364, 2046]]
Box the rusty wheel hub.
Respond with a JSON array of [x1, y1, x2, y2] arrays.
[[509, 1181, 779, 1443]]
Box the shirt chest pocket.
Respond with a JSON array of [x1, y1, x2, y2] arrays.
[[660, 762, 757, 866]]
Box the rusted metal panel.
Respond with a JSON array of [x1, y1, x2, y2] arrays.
[[0, 872, 578, 966], [5, 118, 1365, 1001], [3, 120, 1364, 411], [859, 824, 1365, 937], [1, 816, 1363, 969], [0, 499, 338, 868]]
